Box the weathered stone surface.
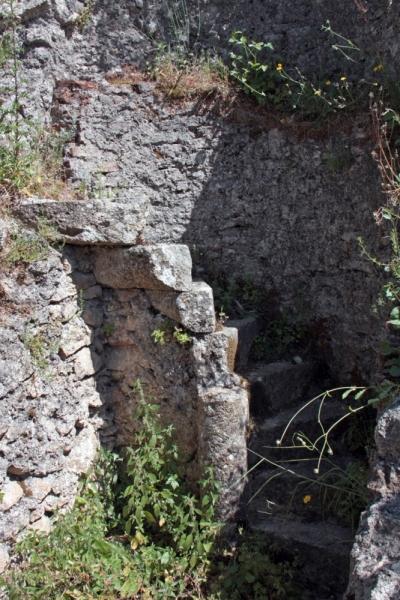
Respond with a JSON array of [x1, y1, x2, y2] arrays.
[[375, 398, 400, 461], [0, 543, 10, 574], [0, 480, 24, 512], [346, 399, 400, 599], [94, 245, 192, 291], [21, 477, 52, 501], [192, 332, 249, 520], [14, 199, 149, 246], [65, 424, 99, 475], [70, 271, 96, 290], [148, 281, 215, 333], [222, 326, 238, 372], [28, 515, 52, 535], [227, 316, 263, 372], [0, 218, 9, 251], [82, 305, 103, 328], [73, 347, 102, 378], [59, 321, 91, 358]]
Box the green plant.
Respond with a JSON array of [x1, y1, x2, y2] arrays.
[[205, 269, 268, 318], [210, 531, 298, 600], [246, 386, 373, 532], [74, 0, 96, 31], [2, 383, 219, 599], [22, 320, 61, 373], [0, 1, 74, 202], [5, 217, 59, 266], [151, 318, 191, 345], [102, 321, 115, 337], [228, 27, 373, 121]]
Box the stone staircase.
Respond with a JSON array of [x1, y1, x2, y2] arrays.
[[230, 317, 358, 600]]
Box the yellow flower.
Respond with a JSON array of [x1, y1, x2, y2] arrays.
[[325, 80, 331, 85], [303, 495, 312, 504], [373, 82, 379, 86], [373, 64, 383, 71], [314, 89, 321, 95], [340, 76, 346, 81], [277, 63, 283, 71]]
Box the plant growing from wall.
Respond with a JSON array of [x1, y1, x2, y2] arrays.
[[0, 0, 74, 203], [151, 318, 191, 345], [1, 381, 298, 599], [4, 216, 59, 266]]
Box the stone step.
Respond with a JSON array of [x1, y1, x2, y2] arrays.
[[249, 514, 352, 599], [245, 360, 320, 417], [248, 397, 352, 465], [247, 455, 359, 523]]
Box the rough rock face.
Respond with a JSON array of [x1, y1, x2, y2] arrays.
[[0, 249, 101, 564], [0, 240, 248, 564], [345, 399, 400, 600]]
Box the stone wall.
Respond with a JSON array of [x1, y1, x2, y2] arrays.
[[0, 237, 248, 571], [1, 0, 400, 592]]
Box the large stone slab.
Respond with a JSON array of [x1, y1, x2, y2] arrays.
[[13, 198, 149, 245], [94, 245, 192, 291], [148, 281, 215, 333]]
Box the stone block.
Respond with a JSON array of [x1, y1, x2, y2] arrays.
[[73, 347, 102, 378], [82, 306, 103, 328], [21, 477, 51, 501], [222, 326, 238, 371], [13, 198, 149, 245], [28, 515, 52, 535], [227, 316, 263, 372], [375, 398, 400, 460], [59, 321, 91, 358], [82, 285, 102, 300], [0, 480, 23, 511], [148, 281, 215, 333], [70, 271, 96, 290], [65, 424, 99, 475], [0, 543, 10, 574], [94, 245, 192, 291], [246, 361, 317, 418]]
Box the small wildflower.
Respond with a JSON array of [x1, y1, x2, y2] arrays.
[[303, 495, 312, 505], [340, 76, 346, 81], [314, 89, 321, 95], [277, 63, 283, 71], [276, 439, 281, 446], [374, 82, 379, 86], [373, 64, 383, 71], [325, 80, 331, 85]]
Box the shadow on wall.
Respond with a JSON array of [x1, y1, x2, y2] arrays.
[[179, 99, 387, 383]]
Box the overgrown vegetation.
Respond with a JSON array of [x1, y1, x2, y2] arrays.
[[0, 0, 73, 205], [1, 382, 297, 599], [4, 216, 59, 266]]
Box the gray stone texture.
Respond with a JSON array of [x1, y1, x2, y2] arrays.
[[93, 245, 193, 291], [148, 281, 216, 333], [0, 248, 101, 545], [346, 398, 400, 600], [2, 0, 400, 590], [15, 198, 149, 245]]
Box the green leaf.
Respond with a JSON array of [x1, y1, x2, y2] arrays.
[[380, 341, 394, 356], [190, 554, 197, 568], [342, 387, 356, 399], [390, 365, 400, 377], [355, 389, 367, 400]]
